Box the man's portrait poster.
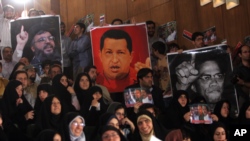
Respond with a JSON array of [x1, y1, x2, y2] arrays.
[[157, 21, 177, 43], [124, 87, 154, 108], [90, 23, 151, 93], [189, 104, 213, 124], [11, 15, 62, 75], [167, 44, 239, 117], [203, 26, 216, 45]]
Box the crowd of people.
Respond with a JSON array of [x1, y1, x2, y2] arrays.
[[0, 1, 250, 141]]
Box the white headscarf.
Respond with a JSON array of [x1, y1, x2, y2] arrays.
[[69, 115, 86, 141]]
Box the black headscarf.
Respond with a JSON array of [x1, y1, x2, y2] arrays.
[[133, 110, 168, 141], [99, 125, 127, 141], [164, 90, 190, 130], [52, 74, 75, 112], [36, 95, 66, 131], [213, 100, 232, 127], [36, 129, 61, 141], [34, 84, 53, 114], [1, 80, 33, 130], [8, 62, 25, 80], [83, 86, 109, 126], [74, 73, 92, 107], [238, 101, 250, 124]]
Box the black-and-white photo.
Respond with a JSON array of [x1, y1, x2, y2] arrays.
[[167, 44, 239, 117]]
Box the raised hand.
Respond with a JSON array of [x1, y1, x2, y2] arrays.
[[175, 54, 199, 90], [16, 25, 29, 50]]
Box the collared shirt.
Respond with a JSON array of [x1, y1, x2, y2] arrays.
[[61, 35, 71, 67], [0, 13, 12, 48], [0, 59, 17, 79]]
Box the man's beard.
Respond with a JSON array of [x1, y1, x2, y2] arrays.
[[29, 76, 36, 83], [91, 78, 96, 84], [34, 45, 56, 61]]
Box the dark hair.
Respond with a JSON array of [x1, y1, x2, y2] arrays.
[[9, 62, 26, 80], [38, 10, 45, 15], [137, 68, 153, 82], [111, 18, 123, 25], [28, 8, 39, 17], [192, 32, 204, 41], [48, 64, 62, 75], [152, 41, 166, 55], [84, 65, 97, 73], [238, 44, 250, 54], [146, 20, 155, 27], [41, 60, 52, 69], [12, 70, 28, 80], [195, 51, 228, 74], [3, 5, 15, 13], [100, 29, 132, 53], [51, 60, 62, 66], [0, 62, 2, 67], [167, 42, 180, 52], [75, 22, 86, 33], [60, 22, 65, 26], [138, 103, 160, 117]]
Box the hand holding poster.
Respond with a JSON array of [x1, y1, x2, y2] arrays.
[[11, 16, 62, 76], [189, 104, 213, 124], [167, 44, 239, 117], [124, 88, 154, 108]]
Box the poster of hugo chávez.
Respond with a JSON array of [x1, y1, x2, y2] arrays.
[[167, 44, 239, 117], [124, 88, 154, 108], [11, 15, 62, 75]]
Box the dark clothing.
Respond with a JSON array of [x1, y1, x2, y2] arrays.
[[34, 84, 53, 118], [52, 74, 76, 112], [163, 90, 190, 130], [1, 80, 34, 132], [237, 101, 250, 124], [35, 95, 66, 132], [81, 86, 109, 126], [233, 63, 250, 101], [132, 111, 168, 141], [73, 73, 92, 108]]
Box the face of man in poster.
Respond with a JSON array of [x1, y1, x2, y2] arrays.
[[194, 61, 224, 103], [31, 31, 56, 56], [99, 38, 133, 80]]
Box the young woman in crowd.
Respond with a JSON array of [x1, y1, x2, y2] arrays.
[[8, 62, 25, 80], [52, 74, 79, 111], [1, 80, 34, 132], [237, 100, 250, 124], [82, 86, 109, 126], [107, 102, 135, 139], [34, 83, 52, 117], [91, 112, 125, 140], [73, 73, 92, 108], [99, 126, 127, 141], [133, 110, 168, 141], [62, 112, 87, 141], [36, 129, 62, 141], [213, 100, 235, 129], [165, 127, 191, 141], [164, 90, 190, 130], [209, 122, 228, 141], [36, 95, 66, 132]]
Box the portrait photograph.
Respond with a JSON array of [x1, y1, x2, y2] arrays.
[[167, 44, 239, 117], [157, 21, 177, 43], [90, 23, 151, 93], [10, 15, 62, 75], [124, 87, 154, 108]]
